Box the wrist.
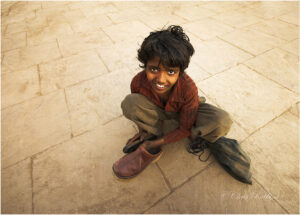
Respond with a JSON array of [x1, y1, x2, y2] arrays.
[[155, 138, 165, 146]]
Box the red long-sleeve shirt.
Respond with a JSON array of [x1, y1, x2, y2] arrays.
[[130, 70, 199, 144]]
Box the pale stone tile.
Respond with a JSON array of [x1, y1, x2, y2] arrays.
[[138, 13, 188, 30], [67, 1, 109, 10], [41, 1, 70, 9], [39, 51, 108, 94], [140, 5, 177, 16], [245, 19, 298, 41], [1, 64, 13, 74], [226, 121, 249, 142], [2, 31, 26, 52], [80, 3, 118, 17], [107, 9, 145, 24], [244, 48, 298, 93], [70, 14, 112, 33], [21, 15, 49, 34], [184, 18, 234, 40], [200, 1, 248, 13], [220, 29, 285, 55], [35, 5, 70, 19], [65, 69, 133, 136], [157, 136, 215, 189], [5, 1, 40, 17], [280, 39, 299, 56], [1, 24, 7, 37], [2, 66, 40, 109], [27, 23, 73, 46], [96, 41, 141, 74], [197, 90, 250, 140], [238, 1, 296, 19], [212, 10, 263, 28], [1, 1, 16, 13], [57, 30, 112, 58], [1, 158, 32, 213], [279, 12, 299, 26], [66, 1, 86, 10], [289, 102, 300, 117], [191, 38, 252, 75], [102, 20, 152, 43], [5, 22, 27, 34], [2, 90, 71, 168], [146, 162, 286, 214], [1, 7, 35, 25], [174, 5, 216, 21], [243, 112, 299, 214], [197, 65, 298, 134], [2, 42, 61, 71], [112, 1, 145, 11], [47, 9, 86, 26], [185, 60, 211, 84], [33, 117, 170, 213]]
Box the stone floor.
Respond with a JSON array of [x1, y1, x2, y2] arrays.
[[1, 1, 299, 214]]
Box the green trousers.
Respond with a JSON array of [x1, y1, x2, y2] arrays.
[[121, 93, 233, 143]]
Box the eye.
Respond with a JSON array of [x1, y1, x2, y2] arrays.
[[168, 70, 175, 75], [150, 67, 158, 73]]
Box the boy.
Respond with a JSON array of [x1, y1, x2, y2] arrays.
[[113, 25, 232, 179]]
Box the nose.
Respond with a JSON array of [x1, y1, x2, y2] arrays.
[[156, 72, 167, 84]]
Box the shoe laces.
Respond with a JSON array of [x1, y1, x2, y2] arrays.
[[187, 137, 212, 162]]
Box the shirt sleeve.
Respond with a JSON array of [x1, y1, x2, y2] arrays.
[[162, 87, 199, 144]]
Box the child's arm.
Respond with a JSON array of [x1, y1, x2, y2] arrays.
[[162, 89, 199, 144]]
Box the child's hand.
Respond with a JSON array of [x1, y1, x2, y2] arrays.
[[143, 138, 164, 150], [126, 130, 150, 145]]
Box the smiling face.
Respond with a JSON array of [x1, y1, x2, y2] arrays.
[[145, 56, 180, 97]]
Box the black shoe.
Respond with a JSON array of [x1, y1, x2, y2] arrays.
[[123, 134, 157, 154], [187, 136, 212, 162]]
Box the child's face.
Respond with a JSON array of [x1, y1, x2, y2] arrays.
[[145, 56, 180, 97]]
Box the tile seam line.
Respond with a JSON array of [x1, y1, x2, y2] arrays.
[[239, 104, 297, 149], [95, 48, 111, 73], [196, 88, 250, 135], [99, 26, 116, 44], [72, 114, 123, 138], [1, 85, 69, 110], [3, 115, 128, 169], [277, 46, 299, 58], [30, 157, 35, 214], [277, 18, 299, 28], [244, 25, 295, 42], [2, 136, 72, 170], [142, 160, 215, 214], [155, 162, 173, 192], [102, 114, 123, 126], [242, 63, 298, 94], [1, 92, 42, 111], [252, 177, 290, 214], [216, 35, 256, 57], [63, 88, 74, 138], [40, 72, 108, 97], [36, 64, 42, 96]]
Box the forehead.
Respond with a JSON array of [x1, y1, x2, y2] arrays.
[[147, 56, 179, 69]]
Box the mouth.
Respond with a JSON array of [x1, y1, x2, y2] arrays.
[[153, 83, 168, 91]]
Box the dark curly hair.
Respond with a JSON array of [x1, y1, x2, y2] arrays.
[[137, 25, 195, 75]]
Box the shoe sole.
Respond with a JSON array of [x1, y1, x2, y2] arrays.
[[112, 150, 163, 180]]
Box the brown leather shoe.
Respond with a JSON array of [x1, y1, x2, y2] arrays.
[[113, 145, 163, 179]]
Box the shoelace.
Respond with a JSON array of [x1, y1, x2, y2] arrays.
[[187, 137, 212, 162]]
